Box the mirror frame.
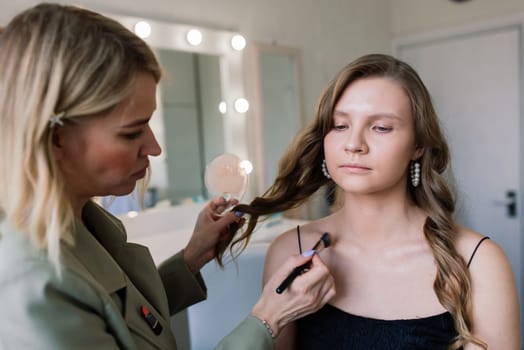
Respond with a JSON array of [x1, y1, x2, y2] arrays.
[[108, 13, 253, 200], [248, 43, 305, 194]]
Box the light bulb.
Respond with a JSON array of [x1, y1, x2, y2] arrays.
[[240, 160, 253, 174], [218, 101, 227, 114], [187, 29, 203, 46], [231, 34, 246, 51], [134, 21, 151, 39], [234, 98, 249, 113]]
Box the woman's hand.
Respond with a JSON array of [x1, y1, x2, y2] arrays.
[[251, 254, 335, 337], [183, 197, 244, 274]]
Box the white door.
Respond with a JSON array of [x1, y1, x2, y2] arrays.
[[396, 25, 522, 331]]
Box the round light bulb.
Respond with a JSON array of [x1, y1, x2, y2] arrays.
[[218, 101, 227, 114], [240, 159, 253, 174], [234, 98, 249, 113], [231, 34, 246, 51], [187, 29, 203, 46], [134, 21, 151, 39]]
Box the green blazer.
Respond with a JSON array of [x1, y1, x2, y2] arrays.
[[0, 201, 272, 350]]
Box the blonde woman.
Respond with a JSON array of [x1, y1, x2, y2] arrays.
[[233, 54, 520, 349], [0, 4, 334, 349]]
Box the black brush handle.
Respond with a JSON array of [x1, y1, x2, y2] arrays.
[[275, 260, 312, 294], [274, 232, 331, 294]]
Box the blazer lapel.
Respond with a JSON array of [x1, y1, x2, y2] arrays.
[[81, 202, 170, 319], [73, 202, 177, 349], [68, 215, 127, 296], [122, 277, 178, 350]]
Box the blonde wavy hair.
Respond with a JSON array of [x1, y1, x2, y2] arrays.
[[0, 4, 161, 268], [230, 54, 485, 349]]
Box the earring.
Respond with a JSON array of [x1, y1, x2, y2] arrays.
[[410, 161, 421, 187], [322, 159, 331, 179]]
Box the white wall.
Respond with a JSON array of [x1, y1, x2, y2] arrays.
[[390, 0, 524, 38]]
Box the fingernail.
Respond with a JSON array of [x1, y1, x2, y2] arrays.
[[302, 250, 316, 257], [222, 193, 232, 201], [234, 211, 244, 218]]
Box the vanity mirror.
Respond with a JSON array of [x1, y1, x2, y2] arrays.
[[248, 43, 310, 217], [107, 14, 250, 209], [250, 43, 304, 191]]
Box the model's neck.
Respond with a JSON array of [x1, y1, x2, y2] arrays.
[[333, 190, 424, 244]]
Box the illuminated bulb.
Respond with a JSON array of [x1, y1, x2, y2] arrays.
[[218, 101, 227, 114], [234, 98, 249, 113], [134, 21, 151, 39], [231, 34, 246, 51], [240, 160, 253, 174], [127, 211, 139, 218], [187, 29, 203, 46]]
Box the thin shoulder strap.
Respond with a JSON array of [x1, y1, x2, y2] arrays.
[[296, 225, 303, 254], [467, 236, 490, 268]]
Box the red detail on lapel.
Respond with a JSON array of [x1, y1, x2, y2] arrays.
[[141, 305, 150, 317], [140, 305, 163, 335]]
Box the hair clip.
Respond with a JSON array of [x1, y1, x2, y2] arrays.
[[49, 111, 65, 128]]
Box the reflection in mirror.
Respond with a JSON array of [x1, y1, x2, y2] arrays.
[[260, 49, 302, 188], [100, 14, 248, 215], [157, 49, 224, 203], [250, 43, 330, 220], [250, 44, 308, 217]]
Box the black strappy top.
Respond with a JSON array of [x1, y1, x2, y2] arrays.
[[295, 227, 489, 350]]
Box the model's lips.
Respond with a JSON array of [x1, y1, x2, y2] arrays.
[[339, 163, 371, 173]]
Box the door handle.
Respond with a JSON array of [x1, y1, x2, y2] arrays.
[[493, 190, 517, 218]]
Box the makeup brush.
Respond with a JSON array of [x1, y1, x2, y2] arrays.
[[276, 232, 331, 294]]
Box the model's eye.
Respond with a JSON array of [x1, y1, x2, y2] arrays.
[[121, 130, 144, 140], [373, 125, 392, 133], [333, 124, 348, 130]]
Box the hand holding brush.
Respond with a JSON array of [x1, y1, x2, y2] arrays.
[[276, 232, 331, 294]]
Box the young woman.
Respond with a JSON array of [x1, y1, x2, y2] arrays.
[[233, 54, 520, 349], [0, 4, 334, 349]]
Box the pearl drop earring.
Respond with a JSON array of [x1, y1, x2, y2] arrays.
[[322, 159, 331, 179], [410, 161, 421, 187]]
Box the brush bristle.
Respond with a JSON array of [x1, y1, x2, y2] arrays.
[[320, 232, 331, 247]]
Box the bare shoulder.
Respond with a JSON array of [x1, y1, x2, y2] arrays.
[[263, 219, 328, 281], [263, 226, 298, 284], [454, 225, 509, 270], [454, 225, 517, 309], [454, 228, 520, 346]]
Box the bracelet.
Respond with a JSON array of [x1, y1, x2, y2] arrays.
[[259, 318, 276, 339]]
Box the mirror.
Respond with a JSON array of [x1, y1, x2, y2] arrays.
[[248, 43, 310, 217], [204, 153, 248, 202], [249, 43, 304, 191], [156, 48, 224, 203], [103, 14, 250, 213]]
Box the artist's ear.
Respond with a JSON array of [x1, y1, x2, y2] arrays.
[[51, 128, 65, 160], [412, 146, 424, 160]]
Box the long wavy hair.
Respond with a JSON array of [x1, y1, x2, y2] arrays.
[[225, 54, 485, 348], [0, 4, 161, 270]]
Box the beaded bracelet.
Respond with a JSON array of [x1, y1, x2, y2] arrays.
[[259, 318, 276, 339]]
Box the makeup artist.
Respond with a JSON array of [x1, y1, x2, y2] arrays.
[[0, 4, 335, 349]]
